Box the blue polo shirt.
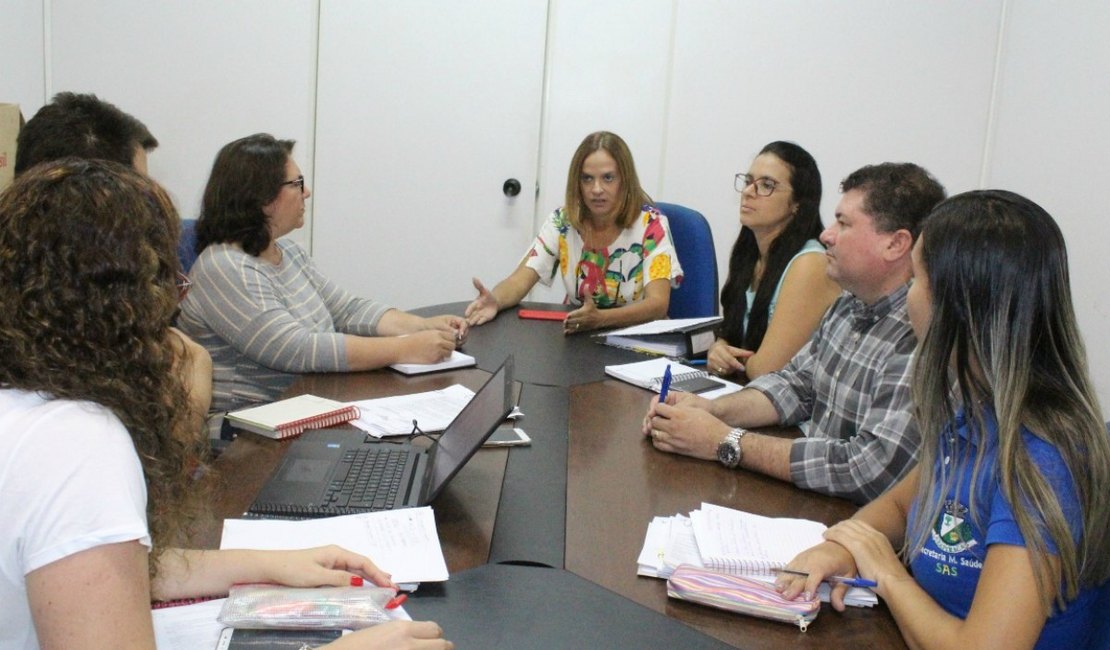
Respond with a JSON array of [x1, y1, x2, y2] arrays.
[[907, 408, 1097, 648]]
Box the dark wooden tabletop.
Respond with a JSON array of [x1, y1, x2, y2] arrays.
[[199, 303, 906, 648]]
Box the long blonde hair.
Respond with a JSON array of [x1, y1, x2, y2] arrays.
[[907, 190, 1110, 613]]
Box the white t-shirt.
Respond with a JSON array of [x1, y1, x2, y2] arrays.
[[0, 389, 150, 650]]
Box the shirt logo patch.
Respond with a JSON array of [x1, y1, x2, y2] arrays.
[[931, 500, 977, 554]]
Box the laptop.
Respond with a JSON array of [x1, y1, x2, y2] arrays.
[[247, 355, 514, 518]]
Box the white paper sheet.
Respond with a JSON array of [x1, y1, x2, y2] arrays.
[[348, 384, 475, 437], [220, 507, 449, 584]]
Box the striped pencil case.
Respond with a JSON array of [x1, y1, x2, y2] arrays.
[[666, 564, 819, 632]]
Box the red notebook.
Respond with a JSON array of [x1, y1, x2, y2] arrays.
[[225, 395, 360, 439]]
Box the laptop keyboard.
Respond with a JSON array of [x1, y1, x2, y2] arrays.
[[325, 447, 410, 511]]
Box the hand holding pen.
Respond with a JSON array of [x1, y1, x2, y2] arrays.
[[658, 364, 673, 403], [771, 567, 877, 589]]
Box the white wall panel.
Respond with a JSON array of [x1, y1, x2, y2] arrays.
[[986, 0, 1110, 407], [663, 0, 1004, 300], [313, 0, 548, 309], [0, 0, 46, 111], [46, 0, 317, 245]]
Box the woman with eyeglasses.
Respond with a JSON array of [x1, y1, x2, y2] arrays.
[[707, 141, 840, 380], [779, 191, 1110, 649], [465, 131, 683, 334], [179, 133, 468, 416], [0, 159, 453, 650]]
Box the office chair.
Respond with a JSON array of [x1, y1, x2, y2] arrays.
[[656, 202, 719, 319], [177, 218, 199, 273]]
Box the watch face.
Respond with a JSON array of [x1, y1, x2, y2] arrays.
[[717, 441, 739, 467]]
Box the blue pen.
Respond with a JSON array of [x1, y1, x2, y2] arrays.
[[658, 364, 673, 402], [771, 567, 877, 589], [687, 359, 707, 366], [827, 575, 878, 588]]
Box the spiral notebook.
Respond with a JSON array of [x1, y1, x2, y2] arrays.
[[604, 357, 742, 399], [638, 504, 877, 607], [226, 394, 360, 440]]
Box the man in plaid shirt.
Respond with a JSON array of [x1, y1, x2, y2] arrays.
[[643, 162, 945, 504]]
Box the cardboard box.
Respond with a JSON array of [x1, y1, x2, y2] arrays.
[[1, 103, 24, 192]]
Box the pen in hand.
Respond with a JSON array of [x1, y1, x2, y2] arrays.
[[771, 567, 878, 589], [658, 364, 673, 402]]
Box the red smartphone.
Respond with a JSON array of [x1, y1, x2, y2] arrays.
[[517, 309, 567, 321]]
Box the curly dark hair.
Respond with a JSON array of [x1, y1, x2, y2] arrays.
[[720, 141, 824, 350], [195, 133, 295, 256], [16, 92, 158, 175], [0, 158, 206, 578]]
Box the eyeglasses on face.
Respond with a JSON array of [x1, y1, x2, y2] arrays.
[[735, 173, 787, 197], [281, 175, 306, 191], [175, 271, 192, 301]]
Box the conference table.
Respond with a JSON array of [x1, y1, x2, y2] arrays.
[[202, 302, 906, 649]]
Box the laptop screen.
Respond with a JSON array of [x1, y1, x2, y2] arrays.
[[424, 355, 514, 503]]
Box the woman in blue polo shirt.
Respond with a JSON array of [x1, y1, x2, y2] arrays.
[[781, 190, 1110, 648]]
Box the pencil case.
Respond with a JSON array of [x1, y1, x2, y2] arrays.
[[666, 564, 819, 632], [218, 583, 393, 630]]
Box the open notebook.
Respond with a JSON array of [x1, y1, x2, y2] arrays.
[[390, 350, 476, 375], [637, 503, 877, 608]]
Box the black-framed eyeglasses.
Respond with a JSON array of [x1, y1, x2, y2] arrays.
[[281, 175, 306, 191], [175, 271, 192, 302], [735, 173, 788, 197]]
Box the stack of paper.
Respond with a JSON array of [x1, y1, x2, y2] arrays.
[[637, 503, 877, 607], [349, 384, 475, 437]]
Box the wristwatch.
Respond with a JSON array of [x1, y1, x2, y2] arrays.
[[716, 428, 746, 468]]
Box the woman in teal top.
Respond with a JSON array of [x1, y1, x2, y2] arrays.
[[708, 141, 840, 379]]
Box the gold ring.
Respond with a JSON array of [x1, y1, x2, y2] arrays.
[[717, 366, 725, 374]]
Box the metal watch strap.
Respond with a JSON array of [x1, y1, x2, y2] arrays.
[[717, 427, 746, 468]]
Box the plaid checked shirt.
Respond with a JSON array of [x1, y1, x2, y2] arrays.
[[747, 284, 920, 504]]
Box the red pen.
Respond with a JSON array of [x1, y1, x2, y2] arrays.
[[385, 593, 408, 609]]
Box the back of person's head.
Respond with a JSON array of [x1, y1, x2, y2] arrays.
[[196, 133, 294, 256], [721, 140, 824, 349], [908, 189, 1110, 612], [0, 157, 202, 574], [840, 162, 945, 238], [564, 131, 650, 230], [15, 92, 157, 174]]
